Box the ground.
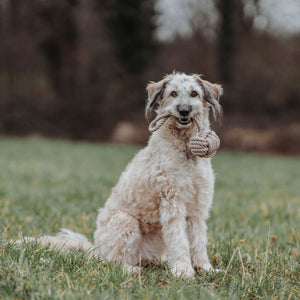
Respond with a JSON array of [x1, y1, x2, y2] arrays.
[[0, 137, 299, 299]]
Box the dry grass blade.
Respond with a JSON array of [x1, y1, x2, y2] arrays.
[[259, 222, 271, 285], [222, 246, 245, 286]]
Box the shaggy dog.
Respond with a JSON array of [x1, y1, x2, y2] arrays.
[[20, 72, 223, 278]]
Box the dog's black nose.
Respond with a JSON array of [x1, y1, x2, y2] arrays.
[[177, 105, 191, 117], [179, 109, 189, 117]]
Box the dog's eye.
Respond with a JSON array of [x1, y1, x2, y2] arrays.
[[170, 91, 178, 97], [191, 91, 198, 97]]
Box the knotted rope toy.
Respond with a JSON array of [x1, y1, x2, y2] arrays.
[[149, 112, 220, 158]]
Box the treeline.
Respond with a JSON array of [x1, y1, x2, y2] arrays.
[[0, 0, 299, 140], [0, 0, 156, 139]]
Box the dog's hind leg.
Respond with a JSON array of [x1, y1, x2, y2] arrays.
[[94, 210, 142, 272]]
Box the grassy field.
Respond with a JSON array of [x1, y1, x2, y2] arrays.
[[0, 137, 299, 299]]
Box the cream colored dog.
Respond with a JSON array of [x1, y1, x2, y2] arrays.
[[20, 72, 223, 278]]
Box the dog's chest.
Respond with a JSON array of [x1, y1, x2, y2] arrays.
[[171, 157, 208, 199], [137, 159, 211, 232]]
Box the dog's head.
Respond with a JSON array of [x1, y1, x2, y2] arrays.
[[146, 72, 223, 128]]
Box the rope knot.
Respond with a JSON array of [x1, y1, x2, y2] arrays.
[[189, 129, 220, 158]]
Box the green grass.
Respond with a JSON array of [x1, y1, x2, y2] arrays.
[[0, 137, 299, 299]]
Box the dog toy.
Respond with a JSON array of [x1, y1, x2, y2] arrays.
[[149, 112, 220, 158]]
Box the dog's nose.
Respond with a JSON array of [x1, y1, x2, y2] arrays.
[[177, 105, 191, 117]]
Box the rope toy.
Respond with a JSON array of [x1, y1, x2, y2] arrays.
[[149, 112, 220, 158]]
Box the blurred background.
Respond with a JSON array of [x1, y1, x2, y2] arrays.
[[0, 0, 299, 154]]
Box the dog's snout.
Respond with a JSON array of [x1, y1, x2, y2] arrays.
[[177, 105, 192, 117]]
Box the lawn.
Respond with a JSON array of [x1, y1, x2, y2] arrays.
[[0, 137, 299, 299]]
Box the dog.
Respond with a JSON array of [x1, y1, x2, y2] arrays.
[[19, 72, 223, 278]]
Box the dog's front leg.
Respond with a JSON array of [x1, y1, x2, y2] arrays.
[[159, 197, 194, 278], [186, 215, 213, 272]]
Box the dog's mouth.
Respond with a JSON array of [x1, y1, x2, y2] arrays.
[[176, 117, 192, 126]]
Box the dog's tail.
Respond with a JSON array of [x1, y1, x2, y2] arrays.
[[16, 229, 97, 256]]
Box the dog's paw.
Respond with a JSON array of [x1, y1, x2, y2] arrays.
[[171, 263, 195, 278], [195, 263, 222, 273], [200, 262, 213, 271]]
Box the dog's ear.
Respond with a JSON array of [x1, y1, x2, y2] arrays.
[[145, 79, 168, 121], [194, 75, 223, 120]]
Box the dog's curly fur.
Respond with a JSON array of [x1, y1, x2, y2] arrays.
[[20, 72, 223, 278]]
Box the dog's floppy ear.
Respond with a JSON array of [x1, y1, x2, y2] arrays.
[[145, 79, 168, 121], [194, 75, 223, 120]]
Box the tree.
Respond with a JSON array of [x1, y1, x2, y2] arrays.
[[101, 0, 156, 74], [217, 0, 237, 85]]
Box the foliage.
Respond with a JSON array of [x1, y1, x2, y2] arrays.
[[0, 138, 299, 299]]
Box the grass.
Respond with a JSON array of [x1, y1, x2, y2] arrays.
[[0, 137, 299, 299]]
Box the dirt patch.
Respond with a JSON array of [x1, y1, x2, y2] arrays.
[[110, 121, 149, 145], [220, 124, 300, 154]]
